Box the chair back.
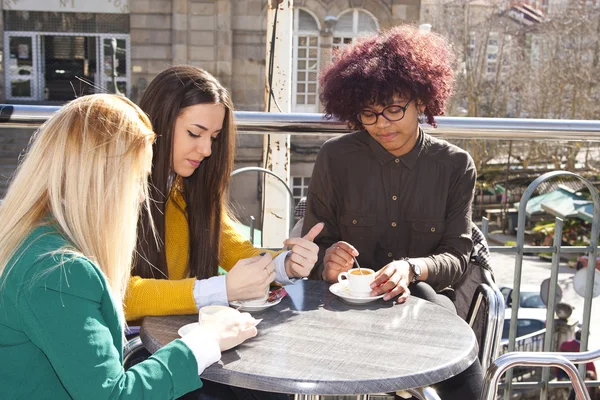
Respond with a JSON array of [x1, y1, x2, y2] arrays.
[[452, 223, 505, 372], [453, 223, 494, 320]]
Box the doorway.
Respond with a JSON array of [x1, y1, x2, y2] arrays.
[[42, 35, 97, 101], [4, 32, 130, 102]]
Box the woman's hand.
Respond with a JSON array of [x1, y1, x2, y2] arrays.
[[191, 311, 258, 351], [322, 241, 359, 282], [282, 222, 324, 278], [225, 254, 275, 301], [369, 260, 412, 303]]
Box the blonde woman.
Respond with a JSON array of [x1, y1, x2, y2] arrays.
[[0, 94, 258, 399]]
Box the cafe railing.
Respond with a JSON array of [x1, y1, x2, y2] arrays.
[[1, 105, 600, 400], [2, 104, 600, 140]]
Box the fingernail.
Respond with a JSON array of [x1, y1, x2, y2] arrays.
[[383, 296, 389, 301]]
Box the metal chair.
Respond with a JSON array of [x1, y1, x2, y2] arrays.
[[456, 223, 505, 373], [230, 166, 297, 244], [464, 269, 504, 373], [123, 336, 151, 370], [480, 348, 600, 400]]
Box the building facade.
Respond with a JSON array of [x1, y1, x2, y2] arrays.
[[0, 0, 417, 227]]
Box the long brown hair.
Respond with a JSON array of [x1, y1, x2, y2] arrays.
[[135, 66, 236, 280]]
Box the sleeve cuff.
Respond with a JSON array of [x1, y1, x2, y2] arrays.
[[180, 333, 221, 374], [418, 256, 439, 285], [274, 251, 297, 285], [193, 276, 229, 308]]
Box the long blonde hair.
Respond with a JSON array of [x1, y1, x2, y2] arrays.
[[0, 94, 155, 302]]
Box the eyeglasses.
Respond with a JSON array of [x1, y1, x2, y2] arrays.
[[357, 98, 414, 126]]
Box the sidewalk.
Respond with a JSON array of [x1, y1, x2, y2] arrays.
[[487, 230, 518, 246]]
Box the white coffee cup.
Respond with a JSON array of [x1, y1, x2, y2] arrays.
[[338, 268, 375, 297], [199, 305, 240, 325]]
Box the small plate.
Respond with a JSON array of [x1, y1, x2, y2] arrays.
[[178, 318, 263, 337], [230, 297, 282, 312], [329, 282, 385, 304]]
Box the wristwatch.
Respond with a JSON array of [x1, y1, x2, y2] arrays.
[[403, 257, 421, 283]]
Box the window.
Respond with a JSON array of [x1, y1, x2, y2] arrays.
[[292, 176, 311, 205], [332, 9, 379, 55], [4, 31, 130, 102], [467, 31, 476, 62], [292, 9, 320, 113]]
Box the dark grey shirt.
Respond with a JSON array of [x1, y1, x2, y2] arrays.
[[302, 129, 476, 292]]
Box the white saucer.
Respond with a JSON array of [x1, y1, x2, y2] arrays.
[[229, 297, 282, 312], [329, 282, 385, 304], [178, 322, 200, 337], [178, 318, 263, 337]]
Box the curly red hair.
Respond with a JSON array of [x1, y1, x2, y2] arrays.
[[319, 24, 455, 128]]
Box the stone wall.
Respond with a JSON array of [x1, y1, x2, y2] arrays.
[[129, 0, 173, 103], [129, 0, 234, 104], [231, 0, 267, 111]]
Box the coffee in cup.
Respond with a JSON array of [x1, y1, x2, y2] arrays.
[[338, 268, 375, 297]]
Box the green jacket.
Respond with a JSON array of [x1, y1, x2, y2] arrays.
[[0, 226, 203, 399]]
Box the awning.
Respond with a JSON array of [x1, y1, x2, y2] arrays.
[[515, 186, 592, 221]]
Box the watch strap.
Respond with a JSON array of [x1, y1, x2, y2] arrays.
[[402, 257, 420, 283]]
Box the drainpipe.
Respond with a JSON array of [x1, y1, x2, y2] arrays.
[[261, 0, 293, 247]]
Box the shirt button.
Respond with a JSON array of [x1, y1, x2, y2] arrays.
[[395, 158, 400, 163], [391, 222, 397, 227], [431, 227, 436, 232], [352, 219, 357, 225], [392, 195, 398, 201], [388, 252, 393, 257]]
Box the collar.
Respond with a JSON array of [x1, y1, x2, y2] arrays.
[[363, 127, 424, 170], [167, 173, 184, 194]]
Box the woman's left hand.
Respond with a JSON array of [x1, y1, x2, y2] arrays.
[[369, 260, 412, 303], [282, 222, 324, 278]]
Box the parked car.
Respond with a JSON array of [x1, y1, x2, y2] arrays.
[[501, 307, 547, 340], [500, 307, 548, 382], [500, 284, 546, 309], [500, 284, 548, 341]]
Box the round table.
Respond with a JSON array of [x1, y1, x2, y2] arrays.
[[140, 280, 478, 395]]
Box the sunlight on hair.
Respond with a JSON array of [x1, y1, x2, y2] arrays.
[[0, 94, 156, 307]]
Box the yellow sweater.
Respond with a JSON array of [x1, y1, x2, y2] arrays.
[[125, 184, 279, 321]]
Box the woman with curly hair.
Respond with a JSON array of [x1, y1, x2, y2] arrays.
[[302, 25, 482, 398]]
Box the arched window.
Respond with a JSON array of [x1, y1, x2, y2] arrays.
[[332, 9, 379, 52], [292, 9, 320, 112]]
